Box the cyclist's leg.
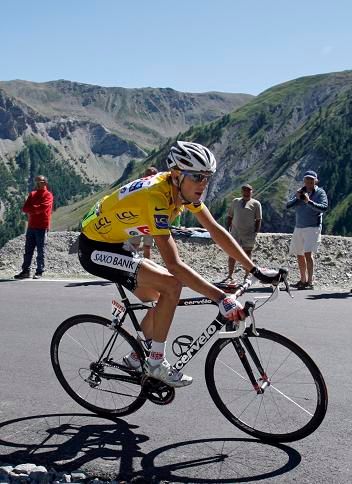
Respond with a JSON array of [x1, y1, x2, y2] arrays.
[[135, 258, 182, 342], [78, 235, 191, 386], [79, 234, 180, 341], [134, 259, 192, 387]]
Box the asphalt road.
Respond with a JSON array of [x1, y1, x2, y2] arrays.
[[0, 278, 351, 483]]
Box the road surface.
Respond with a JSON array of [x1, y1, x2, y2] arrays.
[[0, 278, 351, 482]]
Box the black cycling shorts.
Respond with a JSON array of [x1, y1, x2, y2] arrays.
[[78, 233, 143, 291]]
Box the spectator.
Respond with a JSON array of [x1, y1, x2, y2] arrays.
[[130, 234, 155, 259], [224, 184, 262, 282], [286, 170, 328, 290], [130, 166, 158, 259], [14, 175, 54, 279]]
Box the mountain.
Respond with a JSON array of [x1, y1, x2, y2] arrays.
[[0, 79, 252, 182], [2, 71, 352, 247], [128, 70, 352, 236], [0, 80, 252, 247], [51, 71, 352, 236]]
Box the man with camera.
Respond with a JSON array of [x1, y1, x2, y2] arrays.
[[286, 170, 328, 290]]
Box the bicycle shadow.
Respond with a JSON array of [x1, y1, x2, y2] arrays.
[[141, 437, 301, 483], [306, 291, 352, 300], [65, 281, 113, 287], [0, 413, 301, 482], [0, 413, 145, 481]]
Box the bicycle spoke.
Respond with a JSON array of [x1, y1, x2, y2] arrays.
[[270, 385, 314, 416], [65, 332, 97, 360], [206, 328, 327, 442], [51, 316, 146, 416]]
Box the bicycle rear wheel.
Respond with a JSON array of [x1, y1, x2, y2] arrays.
[[205, 328, 328, 442], [51, 314, 146, 417]]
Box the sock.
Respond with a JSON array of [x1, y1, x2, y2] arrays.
[[147, 340, 166, 366]]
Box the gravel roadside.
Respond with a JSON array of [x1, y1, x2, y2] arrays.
[[0, 231, 351, 290]]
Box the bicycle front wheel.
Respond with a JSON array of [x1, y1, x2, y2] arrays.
[[205, 328, 328, 442], [51, 314, 146, 417]]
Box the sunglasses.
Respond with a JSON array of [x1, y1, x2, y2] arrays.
[[181, 171, 212, 183]]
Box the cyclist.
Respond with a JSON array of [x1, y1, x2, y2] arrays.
[[78, 141, 279, 388]]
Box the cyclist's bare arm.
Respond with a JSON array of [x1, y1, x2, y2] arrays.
[[153, 233, 225, 302], [195, 206, 254, 272]]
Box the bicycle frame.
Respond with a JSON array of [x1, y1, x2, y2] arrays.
[[113, 282, 246, 373], [51, 269, 328, 442]]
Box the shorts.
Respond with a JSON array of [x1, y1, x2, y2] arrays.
[[129, 235, 154, 247], [289, 227, 321, 255], [78, 233, 143, 291], [230, 230, 256, 250]]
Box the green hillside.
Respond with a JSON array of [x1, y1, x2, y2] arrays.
[[0, 141, 97, 247]]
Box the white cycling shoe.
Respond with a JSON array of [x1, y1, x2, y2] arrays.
[[123, 354, 142, 373], [145, 359, 193, 388]]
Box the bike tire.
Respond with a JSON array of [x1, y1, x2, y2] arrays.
[[205, 328, 328, 442], [51, 314, 146, 417]]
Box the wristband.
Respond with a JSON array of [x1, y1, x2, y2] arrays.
[[216, 293, 227, 304], [250, 266, 258, 277]]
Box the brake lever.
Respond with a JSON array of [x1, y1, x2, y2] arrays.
[[248, 305, 259, 336]]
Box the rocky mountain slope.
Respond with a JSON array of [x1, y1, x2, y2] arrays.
[[0, 80, 252, 183], [136, 70, 352, 236], [0, 81, 252, 247], [0, 231, 351, 291]]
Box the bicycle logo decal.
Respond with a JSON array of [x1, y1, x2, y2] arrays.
[[172, 335, 194, 357]]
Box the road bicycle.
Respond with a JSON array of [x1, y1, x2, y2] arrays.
[[50, 269, 328, 443]]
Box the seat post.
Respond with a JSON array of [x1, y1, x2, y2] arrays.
[[115, 282, 129, 300]]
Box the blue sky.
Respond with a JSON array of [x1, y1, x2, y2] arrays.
[[1, 0, 351, 95]]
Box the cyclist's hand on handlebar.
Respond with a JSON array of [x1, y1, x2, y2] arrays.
[[250, 266, 282, 285], [218, 295, 245, 321]]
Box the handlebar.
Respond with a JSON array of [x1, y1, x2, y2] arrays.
[[217, 268, 292, 339], [215, 268, 290, 297]]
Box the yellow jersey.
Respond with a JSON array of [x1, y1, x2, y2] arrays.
[[81, 172, 204, 243]]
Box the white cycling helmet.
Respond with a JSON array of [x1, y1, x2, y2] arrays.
[[167, 141, 216, 174]]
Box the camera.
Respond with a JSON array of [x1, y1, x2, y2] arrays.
[[298, 187, 306, 200]]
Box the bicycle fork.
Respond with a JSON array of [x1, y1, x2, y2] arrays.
[[231, 335, 270, 394]]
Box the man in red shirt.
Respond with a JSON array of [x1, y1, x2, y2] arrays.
[[14, 175, 54, 279]]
